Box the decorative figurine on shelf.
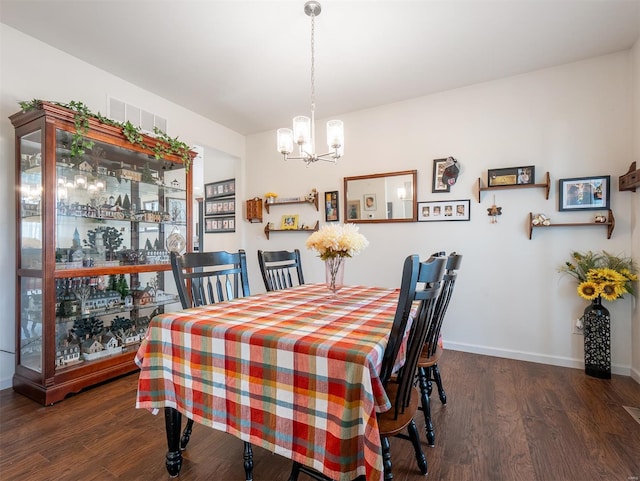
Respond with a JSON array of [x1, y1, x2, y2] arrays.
[[306, 188, 318, 202], [487, 196, 502, 224], [532, 213, 551, 226], [264, 192, 278, 204], [594, 215, 607, 223], [116, 274, 129, 299]]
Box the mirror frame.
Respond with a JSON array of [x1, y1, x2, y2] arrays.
[[343, 169, 417, 223]]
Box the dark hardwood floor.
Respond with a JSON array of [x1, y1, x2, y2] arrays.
[[1, 350, 639, 481]]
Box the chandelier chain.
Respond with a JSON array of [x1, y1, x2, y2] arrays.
[[276, 1, 343, 164], [310, 9, 316, 113]]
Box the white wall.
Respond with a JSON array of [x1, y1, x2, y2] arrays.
[[631, 37, 640, 383], [245, 52, 637, 375], [1, 23, 638, 390], [0, 24, 245, 389]]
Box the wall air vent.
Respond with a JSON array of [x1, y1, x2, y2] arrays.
[[108, 97, 167, 134]]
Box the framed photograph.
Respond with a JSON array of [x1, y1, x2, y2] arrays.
[[325, 191, 339, 222], [432, 158, 451, 193], [205, 178, 235, 199], [205, 198, 236, 216], [166, 197, 186, 222], [487, 166, 535, 187], [281, 214, 299, 230], [558, 175, 610, 211], [205, 216, 235, 233], [363, 194, 377, 211], [346, 200, 361, 220], [418, 199, 471, 222]]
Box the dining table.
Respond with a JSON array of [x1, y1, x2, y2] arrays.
[[135, 283, 404, 481]]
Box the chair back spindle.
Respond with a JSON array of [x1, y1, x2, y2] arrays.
[[425, 252, 463, 358], [258, 249, 305, 292], [171, 250, 250, 308]]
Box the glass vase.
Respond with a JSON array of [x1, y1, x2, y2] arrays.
[[582, 296, 611, 379], [325, 257, 345, 295]]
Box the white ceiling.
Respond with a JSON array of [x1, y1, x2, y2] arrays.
[[2, 0, 639, 135]]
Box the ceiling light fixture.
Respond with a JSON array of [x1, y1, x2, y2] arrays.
[[276, 1, 344, 165]]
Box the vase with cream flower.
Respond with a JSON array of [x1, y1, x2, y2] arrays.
[[559, 250, 638, 378], [305, 224, 369, 295]]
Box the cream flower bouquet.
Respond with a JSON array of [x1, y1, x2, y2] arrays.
[[306, 224, 369, 292]]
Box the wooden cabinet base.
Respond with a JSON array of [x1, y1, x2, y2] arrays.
[[12, 353, 138, 405]]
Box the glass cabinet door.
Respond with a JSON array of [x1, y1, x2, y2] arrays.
[[18, 129, 44, 372], [20, 130, 43, 270], [52, 129, 185, 371]]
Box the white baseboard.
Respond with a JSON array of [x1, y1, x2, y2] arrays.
[[0, 377, 12, 391], [445, 341, 633, 377]]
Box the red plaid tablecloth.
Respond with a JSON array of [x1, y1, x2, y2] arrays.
[[135, 283, 401, 481]]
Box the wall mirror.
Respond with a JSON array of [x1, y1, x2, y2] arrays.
[[343, 170, 417, 223]]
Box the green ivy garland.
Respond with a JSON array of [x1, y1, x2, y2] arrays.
[[18, 99, 193, 171]]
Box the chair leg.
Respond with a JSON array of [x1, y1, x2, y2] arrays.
[[288, 461, 302, 481], [243, 441, 253, 481], [381, 435, 393, 481], [180, 418, 194, 450], [417, 366, 435, 446], [407, 419, 428, 475], [433, 363, 447, 405]]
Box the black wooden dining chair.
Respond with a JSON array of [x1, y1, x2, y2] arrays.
[[170, 250, 254, 480], [288, 254, 446, 481], [257, 249, 305, 292], [417, 252, 463, 446]]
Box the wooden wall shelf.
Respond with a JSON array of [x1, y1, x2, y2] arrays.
[[477, 172, 550, 203], [264, 195, 319, 213], [619, 161, 639, 192], [264, 220, 319, 240], [528, 210, 615, 240]]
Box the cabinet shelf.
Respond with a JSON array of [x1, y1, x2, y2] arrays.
[[619, 161, 639, 192], [264, 221, 319, 240], [477, 172, 550, 203], [264, 195, 319, 213], [528, 210, 615, 239]]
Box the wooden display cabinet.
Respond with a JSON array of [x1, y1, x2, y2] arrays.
[[10, 102, 194, 404]]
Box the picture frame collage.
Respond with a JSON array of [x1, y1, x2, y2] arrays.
[[204, 178, 236, 233], [418, 199, 471, 222]]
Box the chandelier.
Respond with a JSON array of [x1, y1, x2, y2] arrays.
[[276, 1, 344, 165]]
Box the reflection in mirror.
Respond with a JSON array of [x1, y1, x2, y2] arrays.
[[343, 170, 417, 223]]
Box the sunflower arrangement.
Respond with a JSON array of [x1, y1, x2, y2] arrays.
[[559, 251, 638, 301]]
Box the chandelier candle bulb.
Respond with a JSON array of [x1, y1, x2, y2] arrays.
[[327, 120, 344, 149], [277, 128, 294, 154], [293, 116, 311, 145]]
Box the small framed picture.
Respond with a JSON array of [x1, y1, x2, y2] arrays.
[[363, 194, 377, 211], [418, 199, 471, 222], [166, 197, 186, 222], [205, 178, 235, 199], [487, 166, 535, 187], [325, 191, 339, 222], [558, 175, 610, 211], [346, 200, 361, 220], [205, 215, 236, 233], [205, 199, 236, 216], [281, 214, 299, 230], [432, 158, 451, 193]]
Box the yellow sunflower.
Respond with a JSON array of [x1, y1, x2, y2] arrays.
[[577, 281, 600, 301], [599, 282, 620, 301]]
